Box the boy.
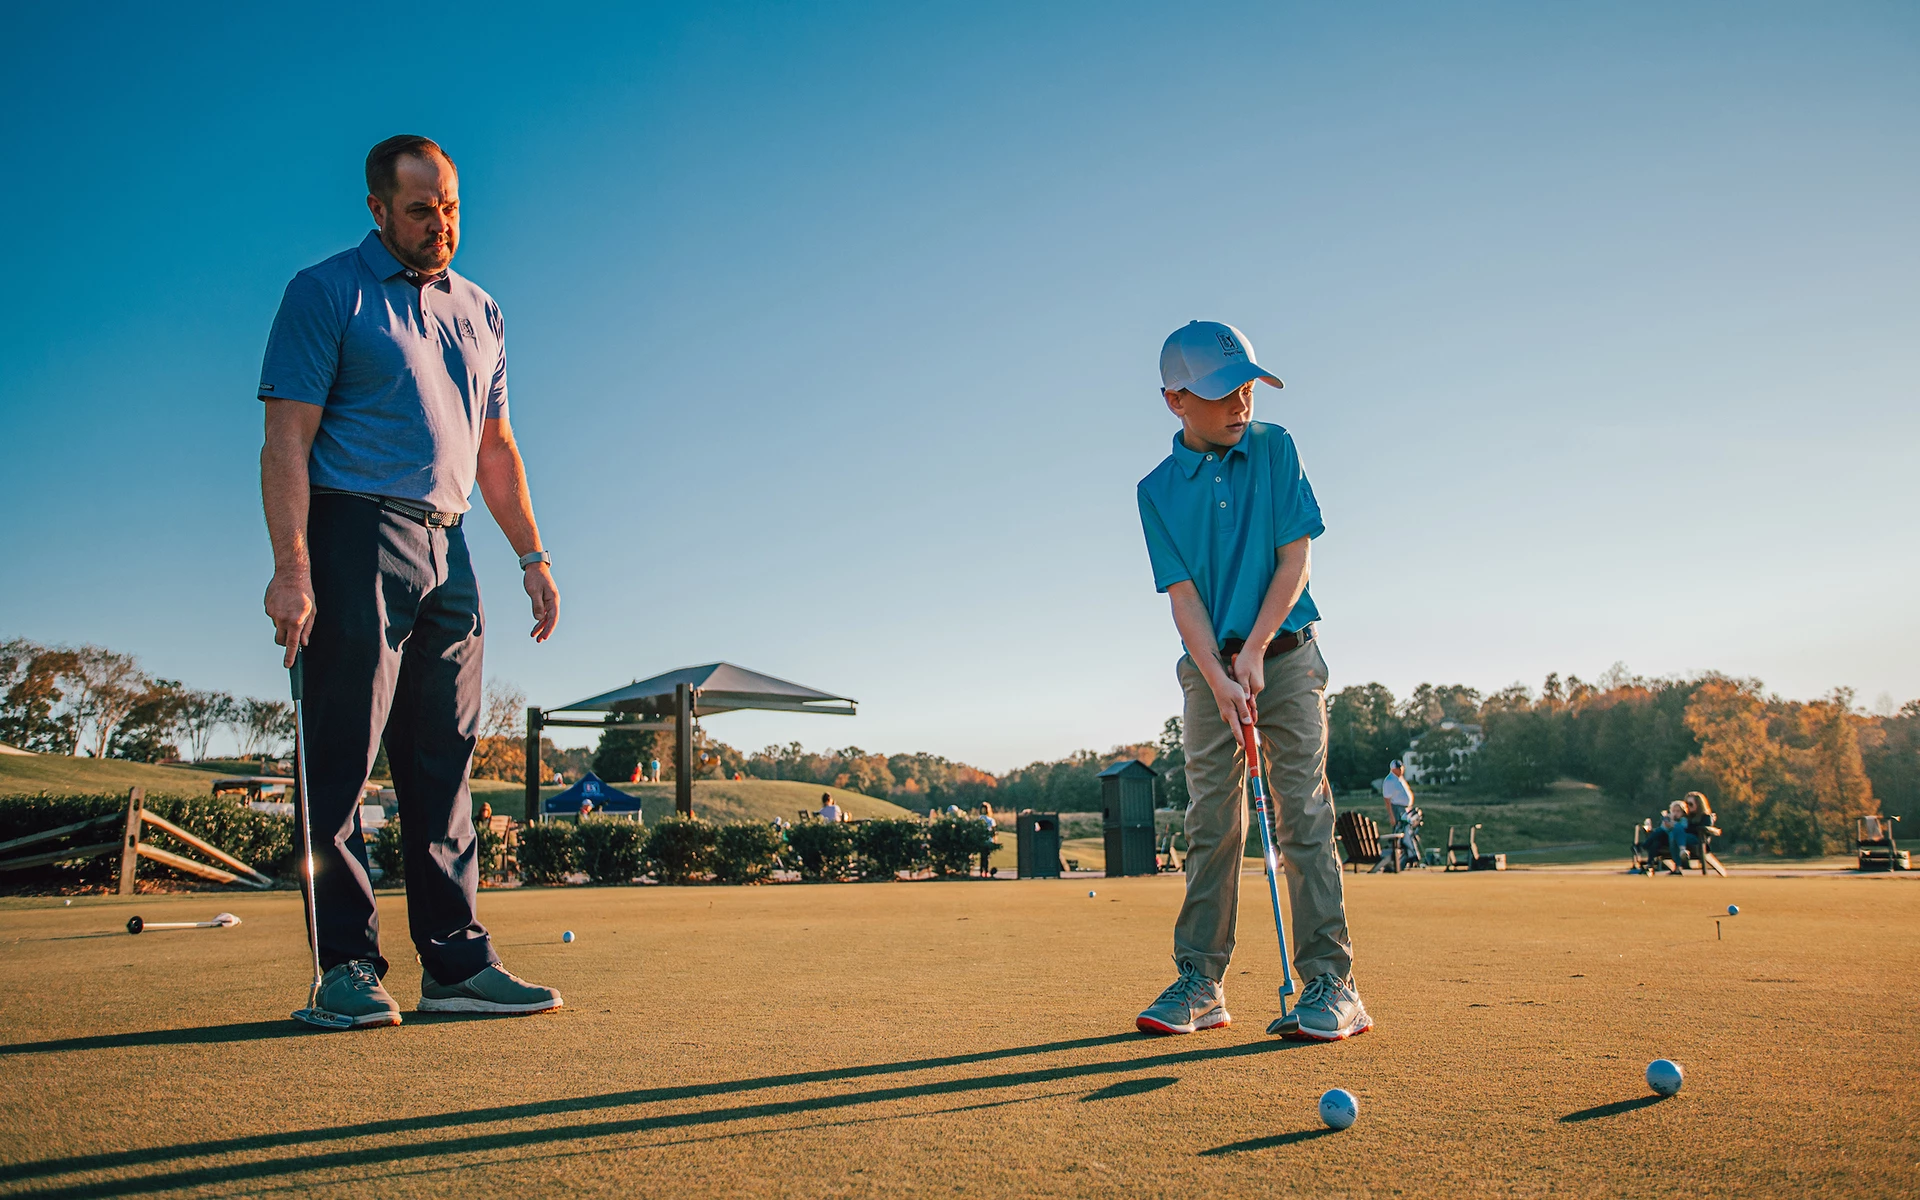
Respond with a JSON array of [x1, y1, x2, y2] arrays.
[[1133, 321, 1370, 1042]]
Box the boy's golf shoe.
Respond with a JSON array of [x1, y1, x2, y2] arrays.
[[417, 964, 563, 1015], [1286, 972, 1372, 1042], [1136, 962, 1230, 1035], [315, 961, 403, 1029]]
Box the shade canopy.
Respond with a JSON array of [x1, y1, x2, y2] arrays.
[[553, 662, 857, 719], [543, 771, 642, 815]]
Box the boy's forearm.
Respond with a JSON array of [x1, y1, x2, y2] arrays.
[[1167, 583, 1232, 687], [1242, 536, 1312, 652]]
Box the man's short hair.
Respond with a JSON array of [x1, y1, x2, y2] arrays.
[[365, 134, 456, 202]]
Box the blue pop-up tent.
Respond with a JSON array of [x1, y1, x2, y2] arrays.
[[542, 771, 642, 817]]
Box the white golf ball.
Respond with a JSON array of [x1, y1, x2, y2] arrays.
[[562, 931, 575, 943], [1647, 1059, 1683, 1096], [1088, 890, 1097, 898], [1319, 1088, 1358, 1130], [1727, 904, 1739, 916]]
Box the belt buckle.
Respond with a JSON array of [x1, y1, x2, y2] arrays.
[[425, 511, 451, 528]]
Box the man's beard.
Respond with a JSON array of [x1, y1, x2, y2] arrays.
[[382, 222, 455, 274]]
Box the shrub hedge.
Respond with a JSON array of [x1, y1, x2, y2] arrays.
[[0, 793, 294, 889], [785, 819, 857, 881], [646, 817, 716, 883], [927, 815, 997, 877], [853, 818, 928, 880], [371, 814, 405, 885], [517, 820, 579, 885], [713, 822, 785, 884], [577, 816, 649, 884]]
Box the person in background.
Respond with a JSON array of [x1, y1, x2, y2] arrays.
[[1382, 759, 1414, 827], [1661, 800, 1688, 872], [579, 796, 595, 819], [649, 758, 661, 782], [1673, 792, 1719, 871], [817, 793, 842, 823]]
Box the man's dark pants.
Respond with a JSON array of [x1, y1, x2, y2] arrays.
[[303, 492, 497, 985]]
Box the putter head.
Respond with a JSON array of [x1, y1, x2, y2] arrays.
[[292, 1007, 355, 1031], [1267, 1010, 1299, 1036]]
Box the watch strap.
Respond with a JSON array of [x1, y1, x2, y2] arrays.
[[518, 550, 551, 569]]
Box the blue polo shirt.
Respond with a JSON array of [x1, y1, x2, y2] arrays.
[[1137, 421, 1324, 645], [258, 231, 508, 513]]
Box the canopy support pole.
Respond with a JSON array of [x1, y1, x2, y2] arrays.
[[675, 682, 694, 817], [524, 707, 543, 824]]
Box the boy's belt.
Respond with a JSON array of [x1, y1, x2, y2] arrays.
[[312, 487, 463, 528], [1219, 624, 1315, 662]]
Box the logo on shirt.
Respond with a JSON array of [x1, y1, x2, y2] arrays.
[[259, 383, 275, 392], [1215, 332, 1244, 358], [458, 317, 478, 343]]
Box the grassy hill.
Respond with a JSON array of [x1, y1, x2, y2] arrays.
[[467, 778, 913, 825], [0, 754, 224, 797]]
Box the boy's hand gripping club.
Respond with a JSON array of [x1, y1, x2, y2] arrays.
[[1242, 718, 1296, 1033]]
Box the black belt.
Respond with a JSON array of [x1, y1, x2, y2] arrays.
[[313, 488, 462, 528], [1219, 624, 1314, 663]]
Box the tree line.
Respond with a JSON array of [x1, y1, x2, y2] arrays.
[[0, 639, 294, 764], [1329, 665, 1916, 857]]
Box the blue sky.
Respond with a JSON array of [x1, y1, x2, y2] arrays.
[[2, 2, 1915, 767]]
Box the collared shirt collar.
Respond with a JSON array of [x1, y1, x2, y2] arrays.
[[1168, 427, 1251, 478], [357, 230, 450, 290]]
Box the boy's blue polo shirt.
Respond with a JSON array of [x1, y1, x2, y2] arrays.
[[1136, 421, 1324, 645], [257, 231, 508, 514]]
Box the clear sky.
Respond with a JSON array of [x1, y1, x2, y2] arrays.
[[2, 2, 1915, 768]]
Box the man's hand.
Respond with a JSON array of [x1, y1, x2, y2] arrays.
[[524, 563, 559, 642], [265, 568, 315, 667]]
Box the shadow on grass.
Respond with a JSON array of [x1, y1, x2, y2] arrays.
[[1, 1033, 1284, 1197], [1200, 1128, 1336, 1155], [1080, 1076, 1177, 1102], [0, 1013, 486, 1057], [1560, 1095, 1667, 1122]]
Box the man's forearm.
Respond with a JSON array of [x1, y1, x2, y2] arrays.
[[476, 424, 543, 557], [261, 427, 312, 572], [1243, 536, 1311, 652]]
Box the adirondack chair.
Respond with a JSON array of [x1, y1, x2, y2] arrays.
[[1335, 811, 1383, 874], [1445, 823, 1482, 871], [1855, 815, 1907, 871]]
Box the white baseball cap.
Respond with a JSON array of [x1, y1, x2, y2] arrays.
[[1160, 320, 1283, 400]]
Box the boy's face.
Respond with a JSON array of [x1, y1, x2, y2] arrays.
[[1164, 381, 1255, 452]]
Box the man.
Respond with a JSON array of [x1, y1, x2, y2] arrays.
[[1383, 760, 1414, 827], [260, 135, 563, 1028], [817, 793, 843, 823]]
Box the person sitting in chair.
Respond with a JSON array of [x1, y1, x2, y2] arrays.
[[1672, 792, 1719, 871]]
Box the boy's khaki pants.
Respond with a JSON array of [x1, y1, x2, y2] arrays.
[[1174, 639, 1353, 984]]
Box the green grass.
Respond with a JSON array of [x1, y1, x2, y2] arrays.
[[468, 777, 913, 825], [1370, 778, 1645, 865], [0, 754, 224, 797]]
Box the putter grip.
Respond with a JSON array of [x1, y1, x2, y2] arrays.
[[289, 653, 304, 702]]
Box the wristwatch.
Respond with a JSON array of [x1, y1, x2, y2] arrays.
[[518, 550, 551, 569]]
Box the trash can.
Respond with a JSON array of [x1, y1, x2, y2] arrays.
[[1098, 759, 1158, 877], [1017, 811, 1061, 879]]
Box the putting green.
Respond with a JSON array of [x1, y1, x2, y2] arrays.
[[0, 871, 1913, 1196]]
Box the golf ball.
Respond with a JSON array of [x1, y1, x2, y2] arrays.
[[1727, 904, 1739, 916], [1088, 891, 1097, 898], [1647, 1059, 1683, 1096], [562, 931, 575, 943], [1319, 1088, 1358, 1130]]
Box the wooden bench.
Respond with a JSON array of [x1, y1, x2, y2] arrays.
[[1335, 811, 1383, 874]]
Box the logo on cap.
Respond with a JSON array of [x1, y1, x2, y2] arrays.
[[1216, 332, 1244, 358]]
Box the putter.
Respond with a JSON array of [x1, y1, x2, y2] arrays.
[[126, 912, 241, 935], [289, 653, 353, 1031], [1241, 718, 1297, 1034]]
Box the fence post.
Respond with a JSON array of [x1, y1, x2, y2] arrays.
[[117, 787, 144, 896]]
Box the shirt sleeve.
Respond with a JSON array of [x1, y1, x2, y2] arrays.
[[485, 302, 509, 420], [1137, 486, 1191, 593], [1269, 428, 1326, 548], [257, 271, 342, 406]]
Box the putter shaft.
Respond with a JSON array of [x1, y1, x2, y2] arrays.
[[1242, 720, 1296, 1011]]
